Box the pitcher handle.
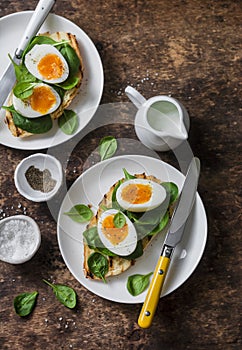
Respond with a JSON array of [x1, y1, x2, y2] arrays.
[[125, 86, 146, 108]]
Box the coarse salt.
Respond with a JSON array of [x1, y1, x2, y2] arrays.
[[0, 216, 40, 263]]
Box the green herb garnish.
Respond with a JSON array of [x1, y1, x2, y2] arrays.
[[64, 204, 93, 223], [43, 279, 76, 309], [87, 252, 109, 282], [113, 211, 126, 228], [13, 291, 38, 317], [99, 136, 117, 161], [58, 109, 78, 135], [127, 272, 153, 296]]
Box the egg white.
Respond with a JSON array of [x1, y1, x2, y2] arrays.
[[25, 44, 69, 83], [116, 178, 167, 212], [13, 83, 61, 118], [97, 209, 137, 256]]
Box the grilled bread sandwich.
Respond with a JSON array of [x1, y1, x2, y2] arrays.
[[4, 31, 83, 138], [83, 169, 178, 282]]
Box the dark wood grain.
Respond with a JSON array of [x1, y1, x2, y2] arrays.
[[0, 0, 241, 349]]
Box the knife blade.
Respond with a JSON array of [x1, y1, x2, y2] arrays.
[[138, 157, 200, 328], [0, 0, 56, 108]]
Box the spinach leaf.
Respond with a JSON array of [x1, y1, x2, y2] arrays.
[[87, 252, 109, 282], [127, 272, 153, 296], [56, 76, 80, 90], [22, 36, 57, 58], [99, 136, 117, 161], [64, 204, 93, 223], [58, 109, 78, 135], [8, 55, 36, 82], [148, 211, 169, 236], [123, 240, 143, 260], [161, 182, 179, 205], [14, 291, 38, 317], [2, 106, 53, 134], [111, 179, 123, 210], [13, 82, 38, 99], [123, 168, 136, 180], [83, 227, 116, 257], [43, 280, 76, 309], [113, 211, 126, 228], [59, 44, 80, 77]]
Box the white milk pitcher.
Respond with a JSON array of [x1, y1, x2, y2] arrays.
[[125, 86, 190, 151]]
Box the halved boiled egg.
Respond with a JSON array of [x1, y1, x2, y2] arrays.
[[25, 44, 69, 84], [116, 178, 167, 212], [13, 83, 61, 118], [97, 209, 137, 256]]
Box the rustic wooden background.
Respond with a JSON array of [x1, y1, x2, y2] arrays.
[[0, 0, 241, 349]]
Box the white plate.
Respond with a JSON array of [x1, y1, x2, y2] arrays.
[[0, 11, 104, 150], [57, 155, 207, 303]]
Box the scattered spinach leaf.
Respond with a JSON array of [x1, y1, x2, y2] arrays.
[[64, 204, 93, 223], [161, 182, 179, 205], [87, 252, 109, 282], [22, 35, 57, 58], [113, 211, 126, 228], [123, 168, 136, 180], [56, 76, 80, 90], [43, 279, 76, 309], [127, 272, 153, 296], [111, 179, 123, 210], [99, 136, 117, 161], [13, 291, 38, 317], [58, 109, 78, 135], [59, 44, 80, 77]]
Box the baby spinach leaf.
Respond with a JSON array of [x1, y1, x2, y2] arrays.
[[58, 109, 78, 135], [111, 179, 123, 210], [123, 168, 136, 180], [59, 44, 80, 77], [127, 272, 153, 296], [148, 211, 169, 236], [99, 136, 117, 161], [3, 106, 53, 134], [83, 227, 116, 257], [56, 76, 80, 90], [64, 204, 93, 223], [14, 291, 38, 317], [113, 211, 126, 228], [43, 280, 76, 309], [13, 82, 38, 100], [22, 35, 57, 58], [88, 252, 109, 282], [161, 182, 179, 205], [8, 55, 36, 83], [123, 240, 143, 260]]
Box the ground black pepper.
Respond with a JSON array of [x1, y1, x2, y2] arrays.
[[25, 165, 57, 193]]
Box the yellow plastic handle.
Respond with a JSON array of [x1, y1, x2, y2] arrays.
[[138, 255, 171, 328]]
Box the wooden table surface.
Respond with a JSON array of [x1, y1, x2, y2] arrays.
[[0, 1, 241, 349]]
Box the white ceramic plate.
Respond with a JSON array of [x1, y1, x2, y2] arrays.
[[57, 155, 207, 303], [0, 11, 104, 150]]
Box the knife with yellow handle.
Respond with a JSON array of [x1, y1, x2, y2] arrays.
[[138, 157, 200, 329]]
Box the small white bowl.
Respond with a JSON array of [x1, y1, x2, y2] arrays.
[[14, 153, 63, 202], [0, 215, 41, 264]]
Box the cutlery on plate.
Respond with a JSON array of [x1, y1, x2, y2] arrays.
[[138, 156, 200, 328], [0, 0, 56, 108]]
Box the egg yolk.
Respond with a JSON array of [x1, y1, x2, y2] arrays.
[[30, 86, 56, 115], [37, 53, 65, 80], [102, 215, 128, 245], [121, 183, 152, 204]]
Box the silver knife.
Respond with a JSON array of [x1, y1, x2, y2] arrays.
[[138, 156, 200, 328], [0, 0, 56, 108]]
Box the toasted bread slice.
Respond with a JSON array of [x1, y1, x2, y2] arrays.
[[83, 173, 173, 281], [5, 32, 83, 138]]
